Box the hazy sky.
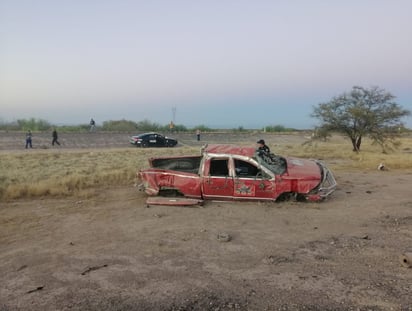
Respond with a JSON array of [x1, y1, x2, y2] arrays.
[[1, 0, 411, 129]]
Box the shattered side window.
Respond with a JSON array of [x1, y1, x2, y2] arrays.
[[255, 151, 287, 175], [209, 158, 229, 176], [234, 159, 259, 177]]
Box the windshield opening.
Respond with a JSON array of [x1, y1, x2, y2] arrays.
[[255, 151, 287, 175]]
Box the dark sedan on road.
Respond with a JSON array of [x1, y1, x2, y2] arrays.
[[129, 132, 178, 147]]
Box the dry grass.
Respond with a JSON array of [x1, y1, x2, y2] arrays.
[[0, 147, 199, 201], [286, 135, 412, 171], [1, 135, 411, 201]]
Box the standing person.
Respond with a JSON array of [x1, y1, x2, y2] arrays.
[[256, 139, 270, 155], [52, 128, 61, 146], [25, 130, 33, 149], [89, 118, 96, 132], [196, 129, 201, 141]]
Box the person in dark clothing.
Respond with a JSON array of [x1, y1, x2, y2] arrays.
[[25, 130, 32, 149], [257, 139, 270, 155], [52, 128, 60, 146], [90, 118, 96, 132]]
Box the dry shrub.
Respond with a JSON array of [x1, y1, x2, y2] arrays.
[[4, 184, 29, 200], [76, 188, 97, 199], [59, 175, 88, 192], [28, 183, 51, 197]]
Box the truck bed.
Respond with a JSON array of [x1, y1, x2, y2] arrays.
[[150, 156, 202, 174]]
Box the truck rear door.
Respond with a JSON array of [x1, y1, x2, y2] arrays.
[[202, 157, 234, 199]]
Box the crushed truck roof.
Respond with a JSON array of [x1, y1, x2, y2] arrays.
[[202, 144, 256, 157]]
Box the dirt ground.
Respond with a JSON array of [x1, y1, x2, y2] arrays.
[[0, 132, 411, 310]]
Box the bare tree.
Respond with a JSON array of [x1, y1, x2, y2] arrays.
[[312, 86, 410, 152]]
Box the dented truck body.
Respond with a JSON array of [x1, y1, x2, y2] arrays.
[[137, 144, 337, 204]]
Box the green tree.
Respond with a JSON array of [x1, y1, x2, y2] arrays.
[[312, 86, 410, 152]]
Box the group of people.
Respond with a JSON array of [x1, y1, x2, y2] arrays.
[[25, 128, 61, 149], [25, 118, 97, 149]]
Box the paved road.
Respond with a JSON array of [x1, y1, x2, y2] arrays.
[[0, 131, 310, 151]]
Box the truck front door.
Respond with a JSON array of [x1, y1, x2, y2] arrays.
[[202, 157, 234, 199], [233, 159, 275, 200]]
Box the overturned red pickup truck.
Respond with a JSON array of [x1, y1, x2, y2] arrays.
[[137, 144, 337, 205]]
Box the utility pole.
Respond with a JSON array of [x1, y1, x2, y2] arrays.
[[170, 107, 176, 133], [172, 107, 176, 124]]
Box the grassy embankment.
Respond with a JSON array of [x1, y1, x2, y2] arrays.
[[1, 135, 411, 201]]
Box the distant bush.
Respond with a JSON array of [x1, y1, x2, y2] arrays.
[[0, 118, 86, 132], [0, 118, 52, 131], [232, 126, 246, 132], [0, 120, 20, 131], [158, 123, 188, 133], [173, 124, 188, 132], [312, 127, 332, 141], [102, 119, 137, 132], [264, 125, 297, 132], [56, 124, 91, 132], [191, 125, 214, 132], [21, 118, 52, 131], [134, 119, 162, 132]]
